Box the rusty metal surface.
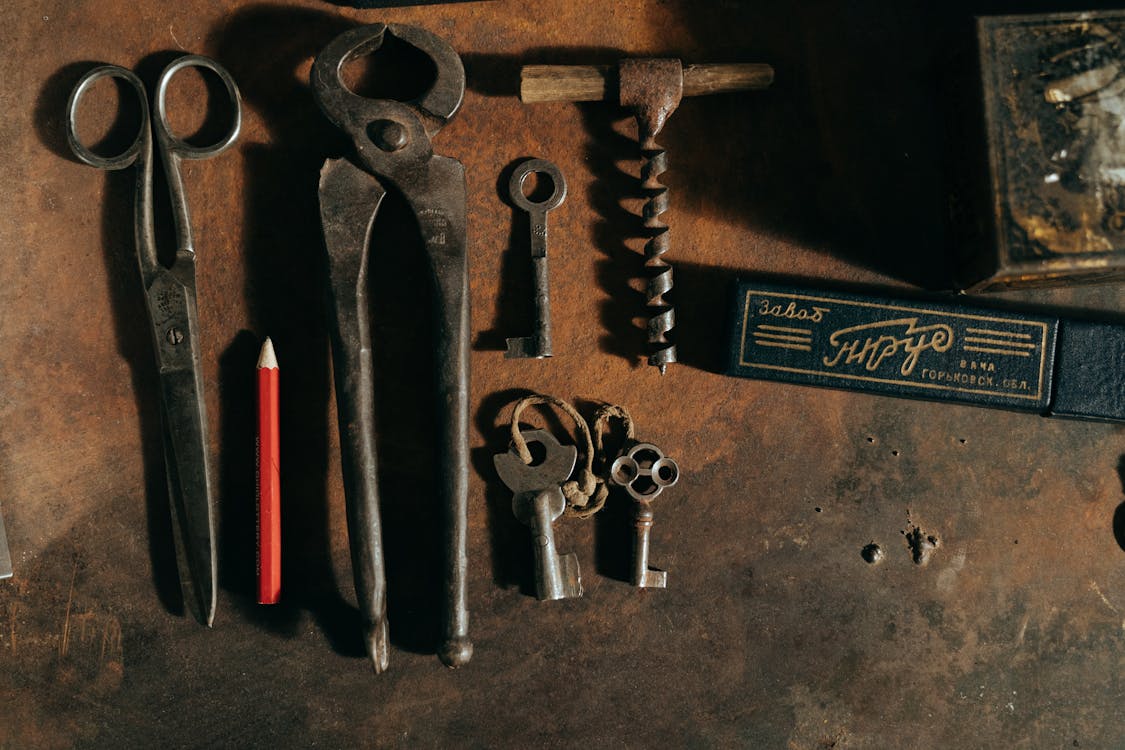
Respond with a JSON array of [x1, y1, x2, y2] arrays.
[[1, 1, 1124, 747]]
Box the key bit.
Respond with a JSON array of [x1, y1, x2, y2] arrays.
[[505, 159, 566, 359], [610, 442, 680, 588], [494, 429, 583, 600]]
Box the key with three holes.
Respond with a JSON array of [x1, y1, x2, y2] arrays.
[[505, 158, 567, 359], [610, 443, 680, 588], [494, 429, 583, 600]]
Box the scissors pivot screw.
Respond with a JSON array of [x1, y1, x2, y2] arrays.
[[166, 328, 184, 345], [370, 120, 409, 151]]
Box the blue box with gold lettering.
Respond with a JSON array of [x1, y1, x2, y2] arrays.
[[725, 281, 1059, 413]]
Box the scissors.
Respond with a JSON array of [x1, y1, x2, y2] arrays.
[[65, 56, 242, 626], [312, 24, 471, 672]]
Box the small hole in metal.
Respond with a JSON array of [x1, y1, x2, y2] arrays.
[[340, 32, 437, 102], [525, 440, 546, 467], [612, 460, 637, 484], [73, 76, 142, 158], [162, 65, 233, 148], [520, 171, 555, 203]]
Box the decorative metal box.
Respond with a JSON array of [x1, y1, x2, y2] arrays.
[[959, 12, 1125, 291]]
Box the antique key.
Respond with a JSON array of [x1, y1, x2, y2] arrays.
[[505, 159, 567, 359], [494, 429, 583, 600], [610, 443, 680, 588]]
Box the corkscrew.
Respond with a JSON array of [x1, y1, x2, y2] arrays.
[[519, 58, 774, 373], [619, 60, 681, 373]]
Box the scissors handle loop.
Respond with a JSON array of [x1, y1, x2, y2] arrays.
[[65, 65, 150, 170], [154, 55, 242, 161]]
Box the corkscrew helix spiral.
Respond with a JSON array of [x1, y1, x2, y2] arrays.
[[619, 59, 683, 374], [639, 130, 675, 373]]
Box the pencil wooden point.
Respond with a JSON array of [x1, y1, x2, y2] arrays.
[[257, 337, 278, 369]]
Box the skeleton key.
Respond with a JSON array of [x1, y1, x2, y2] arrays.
[[505, 159, 567, 359], [610, 443, 680, 588], [494, 429, 583, 600]]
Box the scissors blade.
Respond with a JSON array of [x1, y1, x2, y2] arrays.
[[145, 265, 216, 625], [159, 365, 217, 626], [0, 501, 12, 579]]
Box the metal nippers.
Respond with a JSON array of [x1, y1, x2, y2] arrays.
[[312, 24, 471, 672]]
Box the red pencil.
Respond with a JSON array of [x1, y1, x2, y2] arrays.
[[257, 337, 281, 604]]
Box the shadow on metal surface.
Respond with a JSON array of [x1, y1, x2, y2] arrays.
[[213, 5, 363, 655], [322, 0, 483, 7], [580, 99, 650, 368], [662, 0, 954, 288], [664, 0, 1125, 291], [368, 183, 445, 655], [214, 5, 481, 657], [35, 60, 136, 162], [461, 52, 519, 98], [572, 397, 633, 583], [216, 331, 307, 636]]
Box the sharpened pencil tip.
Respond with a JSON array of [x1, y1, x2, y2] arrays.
[[257, 337, 278, 369]]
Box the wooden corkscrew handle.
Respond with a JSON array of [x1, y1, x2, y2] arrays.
[[519, 62, 774, 103]]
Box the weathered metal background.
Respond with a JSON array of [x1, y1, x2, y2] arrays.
[[1, 1, 1124, 747]]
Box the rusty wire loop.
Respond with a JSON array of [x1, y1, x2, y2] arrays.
[[508, 395, 635, 518]]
